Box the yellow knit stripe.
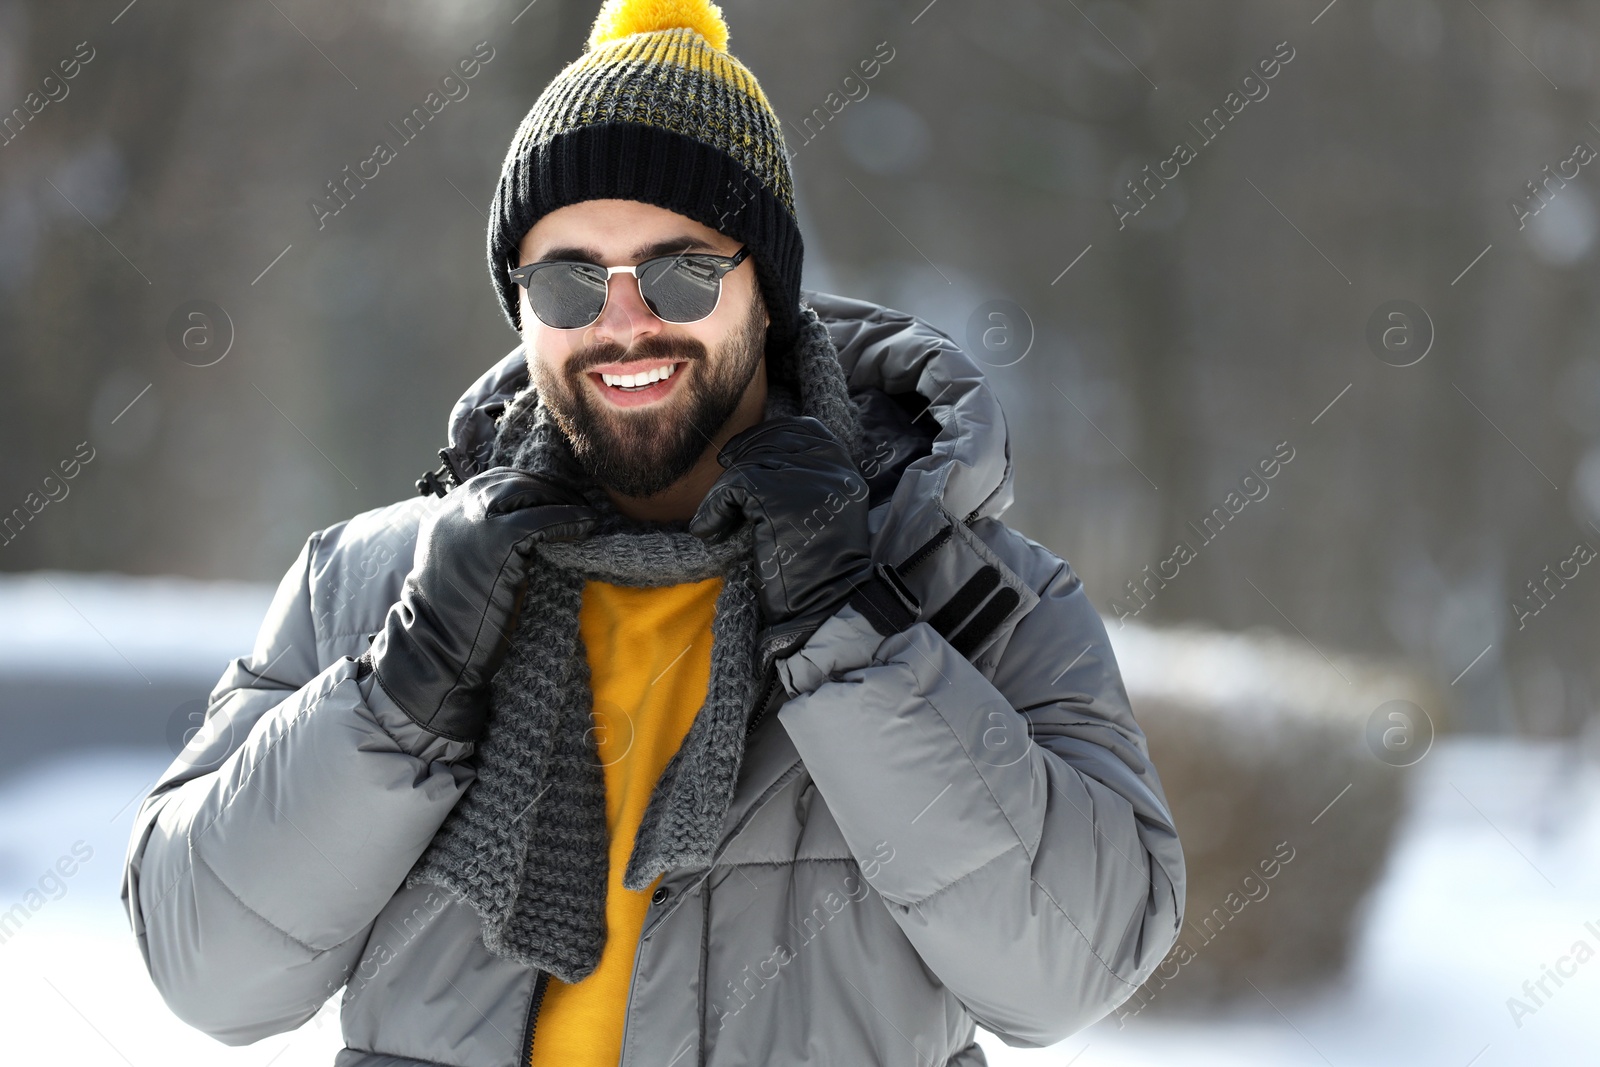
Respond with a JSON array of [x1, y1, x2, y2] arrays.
[[568, 28, 772, 113]]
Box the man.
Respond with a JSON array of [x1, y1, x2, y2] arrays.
[[121, 1, 1184, 1064]]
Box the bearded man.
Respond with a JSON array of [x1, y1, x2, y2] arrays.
[[123, 2, 1184, 1064]]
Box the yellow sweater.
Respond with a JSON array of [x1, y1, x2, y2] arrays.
[[529, 575, 723, 1067]]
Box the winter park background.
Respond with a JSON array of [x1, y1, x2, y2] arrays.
[[3, 1, 1599, 1064]]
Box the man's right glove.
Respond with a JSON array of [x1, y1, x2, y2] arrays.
[[362, 467, 597, 742]]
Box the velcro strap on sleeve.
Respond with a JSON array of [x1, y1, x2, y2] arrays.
[[848, 562, 921, 636]]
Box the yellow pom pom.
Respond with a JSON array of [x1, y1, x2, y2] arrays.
[[587, 0, 730, 53]]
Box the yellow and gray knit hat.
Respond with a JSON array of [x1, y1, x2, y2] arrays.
[[489, 0, 803, 376]]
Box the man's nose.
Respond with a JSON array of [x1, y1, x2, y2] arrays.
[[589, 270, 662, 348]]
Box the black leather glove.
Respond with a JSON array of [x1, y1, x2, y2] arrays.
[[689, 416, 919, 673], [362, 467, 597, 742]]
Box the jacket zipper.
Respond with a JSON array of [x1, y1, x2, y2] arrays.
[[742, 662, 781, 740], [897, 521, 953, 574], [518, 970, 549, 1066], [698, 881, 711, 1067]]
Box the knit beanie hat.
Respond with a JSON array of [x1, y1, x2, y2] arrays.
[[487, 0, 805, 385]]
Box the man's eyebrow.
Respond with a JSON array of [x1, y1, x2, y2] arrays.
[[533, 235, 722, 264]]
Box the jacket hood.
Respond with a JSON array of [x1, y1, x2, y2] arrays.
[[427, 290, 1015, 529]]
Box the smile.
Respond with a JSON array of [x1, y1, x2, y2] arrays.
[[586, 360, 686, 408]]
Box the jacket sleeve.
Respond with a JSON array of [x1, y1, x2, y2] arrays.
[[119, 521, 477, 1046], [774, 542, 1184, 1047]]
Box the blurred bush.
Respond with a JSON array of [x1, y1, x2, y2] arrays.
[[1110, 619, 1441, 1012]]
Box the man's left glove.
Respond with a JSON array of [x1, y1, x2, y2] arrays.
[[690, 416, 919, 673]]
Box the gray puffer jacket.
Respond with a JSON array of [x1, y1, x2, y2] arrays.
[[121, 290, 1184, 1066]]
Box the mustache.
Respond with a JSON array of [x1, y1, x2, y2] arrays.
[[568, 334, 707, 375]]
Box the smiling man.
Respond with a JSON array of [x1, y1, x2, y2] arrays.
[[122, 2, 1184, 1065], [514, 199, 773, 517]]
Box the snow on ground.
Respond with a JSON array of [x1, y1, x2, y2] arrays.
[[0, 747, 346, 1066], [2, 737, 1595, 1065], [0, 571, 274, 680], [986, 736, 1600, 1067]]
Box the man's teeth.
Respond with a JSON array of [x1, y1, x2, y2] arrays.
[[599, 363, 678, 389]]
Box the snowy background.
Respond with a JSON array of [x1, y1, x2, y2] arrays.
[[2, 573, 1595, 1066]]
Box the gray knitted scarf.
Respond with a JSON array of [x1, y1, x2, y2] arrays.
[[404, 303, 866, 984]]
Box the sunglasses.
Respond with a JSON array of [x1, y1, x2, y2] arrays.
[[509, 246, 750, 330]]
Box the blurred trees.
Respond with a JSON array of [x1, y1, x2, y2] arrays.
[[2, 0, 1597, 738]]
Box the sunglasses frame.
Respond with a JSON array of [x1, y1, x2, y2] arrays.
[[508, 246, 750, 330]]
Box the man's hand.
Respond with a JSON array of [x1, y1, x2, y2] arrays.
[[690, 416, 917, 672], [364, 467, 597, 742]]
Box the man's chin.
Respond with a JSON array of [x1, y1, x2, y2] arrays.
[[570, 410, 710, 499], [575, 441, 704, 499]]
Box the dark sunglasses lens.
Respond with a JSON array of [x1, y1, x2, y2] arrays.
[[526, 263, 609, 328], [637, 257, 724, 323]]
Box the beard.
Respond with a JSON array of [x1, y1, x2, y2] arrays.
[[532, 286, 768, 499]]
